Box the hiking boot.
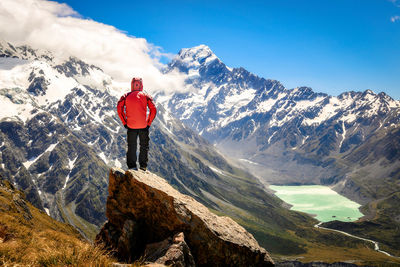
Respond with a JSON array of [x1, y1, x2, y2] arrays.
[[129, 166, 138, 171], [139, 166, 147, 171]]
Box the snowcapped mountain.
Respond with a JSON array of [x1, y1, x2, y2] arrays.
[[161, 45, 399, 139], [2, 40, 400, 258], [0, 40, 121, 237], [159, 45, 400, 254], [1, 40, 320, 252], [159, 45, 400, 202]]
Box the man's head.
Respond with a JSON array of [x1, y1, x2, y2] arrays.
[[131, 77, 143, 91]]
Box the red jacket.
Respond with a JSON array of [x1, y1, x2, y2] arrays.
[[117, 88, 157, 129]]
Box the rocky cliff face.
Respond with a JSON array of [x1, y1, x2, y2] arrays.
[[96, 168, 274, 266]]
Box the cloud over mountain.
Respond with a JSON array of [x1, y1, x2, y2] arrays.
[[0, 0, 186, 94]]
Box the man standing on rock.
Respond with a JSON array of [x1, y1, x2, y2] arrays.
[[117, 77, 157, 171]]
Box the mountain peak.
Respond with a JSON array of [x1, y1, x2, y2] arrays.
[[177, 44, 218, 65]]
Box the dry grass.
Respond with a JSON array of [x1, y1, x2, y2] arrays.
[[0, 186, 116, 267], [1, 238, 115, 266]]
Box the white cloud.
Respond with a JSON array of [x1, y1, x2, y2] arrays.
[[391, 15, 400, 22], [0, 0, 188, 94]]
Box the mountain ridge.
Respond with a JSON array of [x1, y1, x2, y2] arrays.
[[1, 40, 399, 264], [160, 44, 400, 256], [1, 40, 316, 253], [160, 44, 399, 187]]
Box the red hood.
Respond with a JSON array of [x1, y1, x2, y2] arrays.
[[131, 77, 143, 91]]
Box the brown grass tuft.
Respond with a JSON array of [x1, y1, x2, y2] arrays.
[[0, 186, 116, 266], [0, 227, 116, 266]]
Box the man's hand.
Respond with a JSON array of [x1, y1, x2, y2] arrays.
[[124, 124, 128, 129]]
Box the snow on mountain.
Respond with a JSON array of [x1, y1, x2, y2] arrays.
[[1, 40, 400, 256], [159, 45, 400, 200], [2, 41, 285, 242], [0, 41, 137, 234], [0, 41, 118, 123], [172, 45, 220, 72], [161, 45, 399, 141]]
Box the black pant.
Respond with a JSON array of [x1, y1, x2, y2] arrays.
[[127, 128, 149, 169]]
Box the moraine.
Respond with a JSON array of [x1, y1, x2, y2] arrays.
[[269, 185, 364, 222]]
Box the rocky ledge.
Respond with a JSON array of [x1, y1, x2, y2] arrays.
[[96, 168, 274, 266]]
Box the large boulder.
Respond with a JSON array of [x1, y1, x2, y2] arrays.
[[96, 168, 274, 266]]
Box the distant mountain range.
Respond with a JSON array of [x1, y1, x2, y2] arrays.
[[0, 40, 318, 255], [160, 44, 400, 201], [1, 40, 399, 261], [158, 44, 400, 254]]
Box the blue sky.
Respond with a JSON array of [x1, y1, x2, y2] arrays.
[[57, 0, 400, 99]]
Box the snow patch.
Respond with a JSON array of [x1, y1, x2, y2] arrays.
[[340, 112, 357, 123], [267, 131, 277, 144], [179, 45, 218, 67], [0, 58, 78, 121], [68, 156, 78, 170], [338, 121, 346, 150], [295, 96, 324, 110], [239, 158, 260, 165], [302, 98, 338, 126], [34, 61, 78, 106], [46, 142, 58, 153], [187, 68, 200, 79], [98, 152, 108, 163], [23, 142, 59, 169], [257, 98, 278, 113], [74, 67, 111, 91], [62, 174, 71, 190], [225, 88, 256, 107], [88, 137, 99, 146], [62, 156, 77, 189], [0, 89, 37, 122], [114, 159, 122, 168], [209, 166, 224, 175]]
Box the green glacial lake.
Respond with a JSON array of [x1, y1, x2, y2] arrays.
[[270, 185, 364, 222]]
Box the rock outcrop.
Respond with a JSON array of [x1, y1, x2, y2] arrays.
[[96, 168, 274, 266], [144, 232, 195, 267]]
